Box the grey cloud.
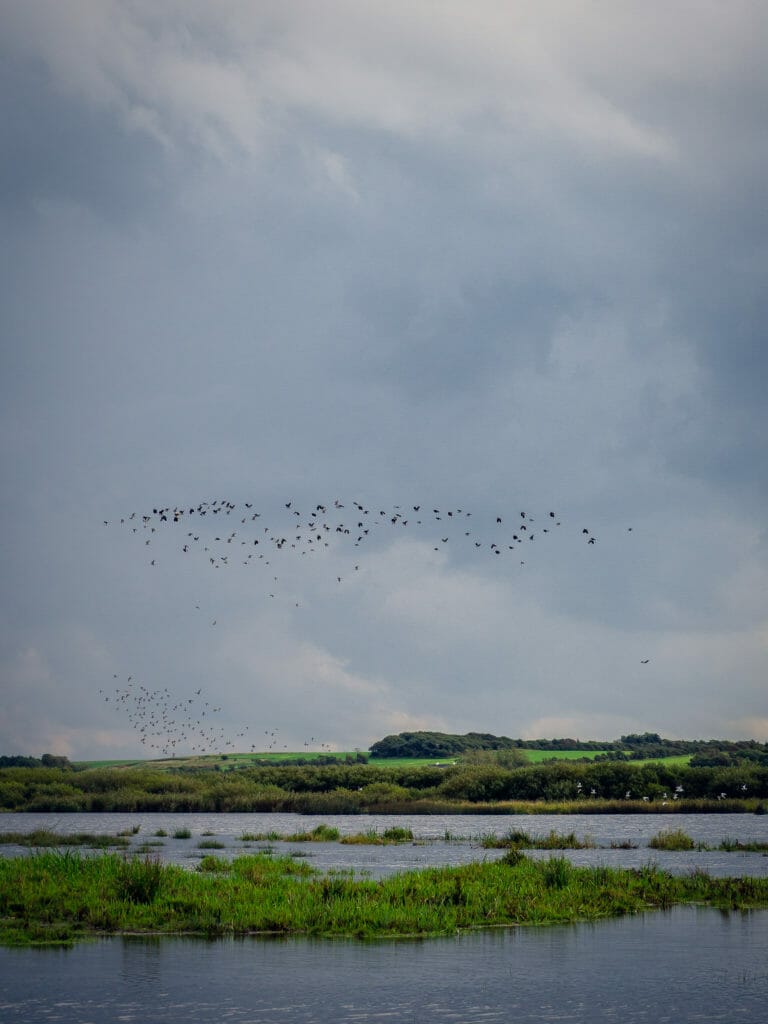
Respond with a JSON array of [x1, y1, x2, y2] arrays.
[[1, 3, 766, 756]]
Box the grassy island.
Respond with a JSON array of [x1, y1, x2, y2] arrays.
[[2, 850, 768, 947]]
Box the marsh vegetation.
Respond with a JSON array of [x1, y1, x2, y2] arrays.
[[0, 830, 129, 849], [2, 848, 768, 947]]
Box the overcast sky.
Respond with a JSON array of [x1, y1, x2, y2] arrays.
[[1, 1, 766, 759]]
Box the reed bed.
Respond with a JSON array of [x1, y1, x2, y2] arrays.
[[340, 827, 415, 845], [717, 838, 768, 852], [0, 830, 129, 848], [2, 850, 768, 947], [647, 829, 768, 853], [481, 829, 597, 850]]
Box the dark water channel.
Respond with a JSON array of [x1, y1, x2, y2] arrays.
[[1, 907, 767, 1023]]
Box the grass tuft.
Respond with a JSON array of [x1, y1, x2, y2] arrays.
[[115, 855, 164, 904], [648, 828, 696, 851]]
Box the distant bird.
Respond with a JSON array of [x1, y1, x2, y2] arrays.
[[640, 659, 650, 664]]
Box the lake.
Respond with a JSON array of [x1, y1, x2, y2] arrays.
[[1, 907, 766, 1022]]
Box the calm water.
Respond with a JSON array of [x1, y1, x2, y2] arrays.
[[1, 907, 766, 1023], [2, 811, 767, 877]]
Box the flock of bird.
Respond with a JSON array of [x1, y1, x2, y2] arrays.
[[99, 676, 249, 756], [98, 675, 322, 758], [101, 496, 637, 756], [104, 496, 613, 587]]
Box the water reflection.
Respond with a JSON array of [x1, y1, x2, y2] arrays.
[[1, 907, 767, 1023]]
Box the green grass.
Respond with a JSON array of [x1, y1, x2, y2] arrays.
[[72, 750, 696, 771], [523, 750, 616, 763], [646, 755, 693, 767], [2, 850, 768, 947]]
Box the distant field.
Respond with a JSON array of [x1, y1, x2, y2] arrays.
[[647, 754, 692, 767], [74, 753, 451, 770], [72, 759, 145, 769], [524, 750, 692, 766], [73, 750, 693, 770], [524, 750, 615, 763]]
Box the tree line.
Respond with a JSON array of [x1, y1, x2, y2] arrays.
[[1, 760, 766, 813], [368, 731, 768, 764]]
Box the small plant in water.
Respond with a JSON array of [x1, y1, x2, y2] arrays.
[[382, 827, 414, 842], [173, 828, 192, 840], [648, 828, 695, 851], [287, 824, 341, 842]]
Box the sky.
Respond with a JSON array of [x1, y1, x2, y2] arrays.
[[1, 1, 766, 760]]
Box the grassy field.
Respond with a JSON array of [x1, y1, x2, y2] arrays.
[[73, 750, 693, 770], [73, 753, 460, 770], [524, 750, 615, 763], [2, 849, 767, 947]]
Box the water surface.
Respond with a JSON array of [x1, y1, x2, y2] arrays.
[[2, 812, 767, 877], [1, 907, 766, 1023]]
